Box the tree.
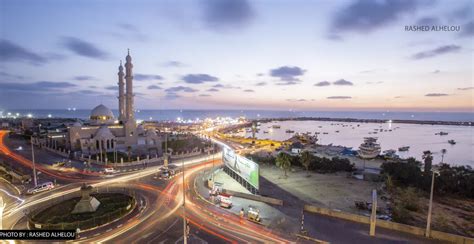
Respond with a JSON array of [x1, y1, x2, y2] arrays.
[[127, 146, 132, 162], [276, 152, 292, 178], [422, 150, 433, 173], [300, 151, 313, 176], [440, 149, 447, 164]]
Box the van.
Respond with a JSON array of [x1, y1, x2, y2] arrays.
[[217, 193, 232, 208], [104, 168, 116, 174], [26, 182, 54, 195]]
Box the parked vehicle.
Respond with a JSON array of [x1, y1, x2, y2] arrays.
[[217, 193, 232, 208], [26, 182, 54, 195], [247, 207, 261, 222], [103, 168, 116, 174]]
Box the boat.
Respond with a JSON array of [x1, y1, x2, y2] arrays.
[[358, 137, 381, 159], [383, 149, 398, 159], [398, 146, 410, 152], [323, 132, 328, 134], [335, 130, 340, 133], [285, 129, 295, 133], [448, 140, 456, 145], [263, 131, 269, 134], [435, 132, 449, 136], [272, 125, 281, 129]]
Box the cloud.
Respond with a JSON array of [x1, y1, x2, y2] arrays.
[[61, 37, 108, 59], [411, 45, 461, 60], [394, 96, 403, 99], [73, 75, 96, 81], [366, 81, 384, 84], [162, 61, 185, 67], [255, 82, 267, 86], [333, 79, 354, 86], [0, 39, 47, 65], [327, 96, 352, 99], [287, 99, 306, 102], [457, 87, 474, 91], [182, 74, 219, 84], [165, 86, 198, 93], [104, 86, 117, 91], [212, 84, 240, 89], [330, 0, 422, 34], [460, 21, 474, 37], [314, 81, 331, 87], [416, 16, 439, 26], [147, 85, 162, 90], [201, 0, 255, 30], [0, 71, 25, 80], [0, 81, 76, 92], [425, 93, 449, 97], [431, 69, 440, 74], [207, 88, 219, 92], [165, 93, 181, 100], [199, 94, 211, 97], [243, 89, 254, 92], [134, 73, 164, 81], [270, 66, 306, 81]]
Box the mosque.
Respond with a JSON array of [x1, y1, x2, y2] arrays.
[[66, 51, 162, 157]]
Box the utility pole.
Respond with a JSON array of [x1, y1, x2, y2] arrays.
[[369, 189, 377, 236], [182, 158, 187, 244], [31, 137, 37, 187], [425, 171, 435, 238]]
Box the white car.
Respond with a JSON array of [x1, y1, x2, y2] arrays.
[[103, 168, 116, 174], [26, 182, 54, 195]]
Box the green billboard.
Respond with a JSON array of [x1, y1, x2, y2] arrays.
[[222, 147, 259, 189]]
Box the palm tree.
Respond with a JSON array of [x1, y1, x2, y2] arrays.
[[301, 150, 312, 176], [440, 149, 447, 164], [276, 152, 292, 178], [422, 150, 433, 173]]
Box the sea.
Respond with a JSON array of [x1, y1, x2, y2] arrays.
[[1, 109, 473, 122], [1, 109, 473, 167]]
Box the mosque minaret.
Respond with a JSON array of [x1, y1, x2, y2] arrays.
[[118, 60, 125, 122], [65, 50, 161, 157]]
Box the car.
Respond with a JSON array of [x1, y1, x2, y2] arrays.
[[103, 168, 116, 174], [26, 182, 54, 195]]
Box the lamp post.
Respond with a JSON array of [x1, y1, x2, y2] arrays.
[[425, 170, 435, 238], [30, 137, 37, 187], [182, 158, 187, 244]]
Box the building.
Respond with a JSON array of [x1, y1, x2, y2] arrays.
[[63, 50, 162, 157]]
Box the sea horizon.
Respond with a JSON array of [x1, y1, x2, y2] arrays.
[[1, 109, 473, 122]]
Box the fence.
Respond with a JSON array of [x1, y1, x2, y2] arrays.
[[28, 187, 136, 231]]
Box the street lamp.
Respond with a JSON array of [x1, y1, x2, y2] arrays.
[[425, 170, 436, 238], [31, 137, 37, 187], [182, 157, 187, 244]]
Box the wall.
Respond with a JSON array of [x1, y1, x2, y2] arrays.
[[303, 204, 474, 244]]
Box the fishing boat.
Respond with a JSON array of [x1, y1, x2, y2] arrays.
[[263, 131, 269, 134], [358, 137, 381, 159], [272, 125, 281, 129], [448, 140, 456, 145], [435, 132, 449, 136], [285, 129, 295, 133], [398, 146, 410, 152]]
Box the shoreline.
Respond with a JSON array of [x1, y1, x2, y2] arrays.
[[254, 117, 472, 126]]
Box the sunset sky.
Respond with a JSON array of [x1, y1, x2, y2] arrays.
[[0, 0, 473, 112]]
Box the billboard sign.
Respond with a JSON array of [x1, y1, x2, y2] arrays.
[[222, 147, 259, 189]]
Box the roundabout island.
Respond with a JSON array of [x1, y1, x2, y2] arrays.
[[28, 184, 136, 231]]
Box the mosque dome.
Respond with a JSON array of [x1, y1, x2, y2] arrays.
[[145, 128, 157, 137], [90, 104, 114, 124], [94, 125, 115, 139], [137, 124, 145, 135]]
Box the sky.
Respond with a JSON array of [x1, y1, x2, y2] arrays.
[[0, 0, 473, 112]]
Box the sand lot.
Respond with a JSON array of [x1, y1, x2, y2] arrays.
[[259, 164, 387, 214]]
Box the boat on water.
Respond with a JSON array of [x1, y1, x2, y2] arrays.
[[335, 130, 340, 133], [398, 146, 410, 152], [272, 125, 281, 129], [323, 132, 329, 134], [285, 129, 295, 133], [435, 131, 449, 136], [263, 131, 269, 134], [383, 149, 398, 159], [358, 137, 381, 159], [448, 140, 456, 145]]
